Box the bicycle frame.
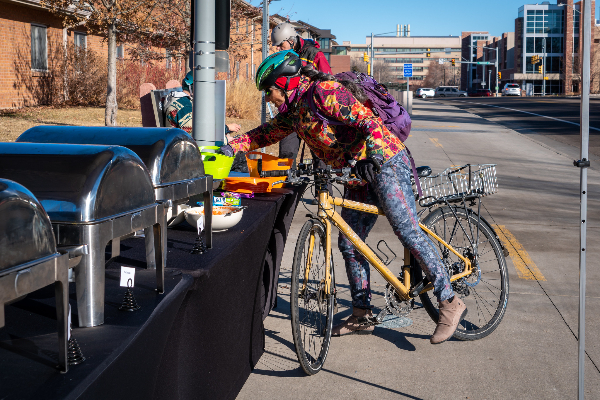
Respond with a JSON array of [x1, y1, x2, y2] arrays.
[[310, 188, 474, 301]]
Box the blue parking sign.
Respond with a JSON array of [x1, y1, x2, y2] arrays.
[[403, 64, 413, 77]]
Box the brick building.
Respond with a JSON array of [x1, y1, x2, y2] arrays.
[[0, 0, 110, 109], [461, 0, 600, 95]]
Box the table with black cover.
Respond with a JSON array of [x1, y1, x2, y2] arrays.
[[0, 186, 305, 400]]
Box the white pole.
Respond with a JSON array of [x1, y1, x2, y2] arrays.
[[192, 0, 216, 146], [577, 0, 591, 398]]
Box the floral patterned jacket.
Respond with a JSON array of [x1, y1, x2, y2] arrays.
[[229, 76, 405, 169]]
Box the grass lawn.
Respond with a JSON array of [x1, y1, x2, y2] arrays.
[[0, 106, 289, 157]]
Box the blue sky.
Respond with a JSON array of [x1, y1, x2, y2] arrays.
[[248, 0, 600, 44]]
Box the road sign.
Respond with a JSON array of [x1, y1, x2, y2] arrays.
[[439, 59, 445, 64], [477, 61, 493, 65], [403, 64, 413, 77]]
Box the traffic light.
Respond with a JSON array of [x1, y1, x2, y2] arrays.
[[451, 58, 456, 66], [363, 52, 369, 62], [498, 72, 501, 80], [530, 55, 537, 64], [426, 48, 431, 57], [538, 65, 543, 73]]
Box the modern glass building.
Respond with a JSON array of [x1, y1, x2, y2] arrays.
[[516, 2, 566, 94]]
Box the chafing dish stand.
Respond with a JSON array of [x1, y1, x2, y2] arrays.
[[18, 126, 214, 265], [0, 178, 69, 372], [0, 143, 165, 328]]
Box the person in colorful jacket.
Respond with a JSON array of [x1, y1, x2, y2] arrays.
[[222, 50, 467, 344], [271, 22, 331, 162], [165, 71, 240, 135]]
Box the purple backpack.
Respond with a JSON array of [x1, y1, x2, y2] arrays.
[[307, 71, 412, 142]]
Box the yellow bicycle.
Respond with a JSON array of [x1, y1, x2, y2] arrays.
[[262, 162, 509, 375]]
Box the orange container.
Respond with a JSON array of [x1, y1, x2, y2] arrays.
[[222, 176, 284, 193], [245, 151, 293, 178]]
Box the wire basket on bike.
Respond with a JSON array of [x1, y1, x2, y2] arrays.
[[419, 164, 497, 205]]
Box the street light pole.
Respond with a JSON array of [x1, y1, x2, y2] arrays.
[[543, 37, 546, 96]]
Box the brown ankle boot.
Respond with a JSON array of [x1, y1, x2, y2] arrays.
[[430, 296, 467, 344], [331, 308, 375, 337]]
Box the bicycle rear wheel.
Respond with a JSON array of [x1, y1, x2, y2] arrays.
[[290, 219, 335, 375], [417, 206, 509, 340]]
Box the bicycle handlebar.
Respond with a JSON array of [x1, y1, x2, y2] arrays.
[[259, 169, 289, 178]]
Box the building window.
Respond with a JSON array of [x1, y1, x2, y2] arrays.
[[166, 49, 172, 70], [319, 38, 330, 50], [526, 37, 563, 54], [246, 62, 249, 79], [74, 32, 87, 49], [526, 9, 563, 34], [117, 44, 124, 59], [235, 20, 239, 33], [31, 24, 47, 71]]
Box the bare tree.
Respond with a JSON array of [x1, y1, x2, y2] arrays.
[[423, 59, 460, 88], [42, 0, 161, 126], [350, 57, 397, 83]]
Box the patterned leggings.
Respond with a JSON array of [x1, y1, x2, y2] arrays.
[[338, 150, 453, 309]]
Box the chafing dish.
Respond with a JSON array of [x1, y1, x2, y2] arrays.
[[0, 143, 165, 328], [18, 126, 214, 252], [0, 178, 69, 372]]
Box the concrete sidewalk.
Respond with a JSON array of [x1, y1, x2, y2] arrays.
[[237, 99, 600, 399]]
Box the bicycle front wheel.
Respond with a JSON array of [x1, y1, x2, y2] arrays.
[[418, 206, 509, 341], [290, 219, 335, 375]]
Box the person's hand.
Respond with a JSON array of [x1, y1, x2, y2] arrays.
[[353, 155, 383, 184], [219, 144, 234, 157], [226, 123, 241, 132]]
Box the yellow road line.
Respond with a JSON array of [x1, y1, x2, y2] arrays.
[[492, 224, 546, 281], [430, 138, 443, 148]]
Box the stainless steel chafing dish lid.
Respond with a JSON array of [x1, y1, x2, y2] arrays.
[[0, 178, 56, 272], [18, 126, 205, 187], [0, 143, 155, 224]]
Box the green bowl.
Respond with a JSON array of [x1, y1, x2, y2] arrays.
[[199, 146, 235, 179]]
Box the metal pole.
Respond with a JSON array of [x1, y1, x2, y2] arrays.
[[370, 32, 374, 77], [192, 0, 216, 146], [489, 70, 491, 91], [495, 46, 499, 97], [543, 38, 546, 96], [260, 0, 269, 125], [577, 0, 591, 398]]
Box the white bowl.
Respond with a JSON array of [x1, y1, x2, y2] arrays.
[[184, 206, 244, 231]]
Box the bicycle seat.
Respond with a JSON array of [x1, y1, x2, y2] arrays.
[[416, 166, 432, 178]]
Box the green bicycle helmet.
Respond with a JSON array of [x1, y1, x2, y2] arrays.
[[182, 71, 194, 92], [255, 50, 301, 91]]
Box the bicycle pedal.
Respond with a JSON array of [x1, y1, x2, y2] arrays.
[[357, 316, 378, 326], [411, 281, 425, 298]]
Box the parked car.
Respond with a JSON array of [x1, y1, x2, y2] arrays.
[[502, 83, 521, 96], [435, 86, 468, 97], [415, 88, 436, 99], [468, 89, 492, 97]]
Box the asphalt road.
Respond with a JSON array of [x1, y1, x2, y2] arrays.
[[430, 96, 600, 161]]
